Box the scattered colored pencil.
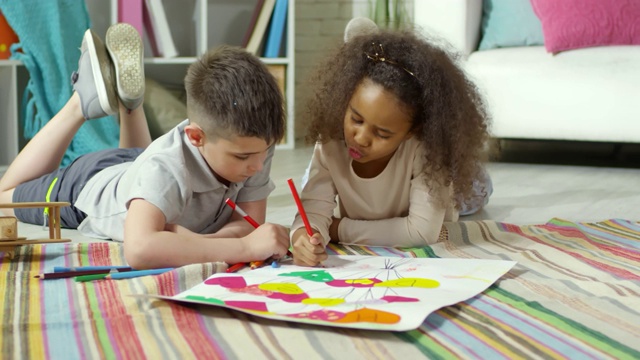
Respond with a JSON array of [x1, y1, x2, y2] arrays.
[[74, 268, 173, 282], [35, 267, 135, 280], [287, 178, 313, 236], [226, 262, 248, 273], [53, 265, 132, 273], [224, 197, 293, 270], [224, 198, 264, 270]]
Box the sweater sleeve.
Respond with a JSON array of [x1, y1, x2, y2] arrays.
[[337, 173, 454, 247], [290, 143, 336, 245], [337, 144, 457, 247]]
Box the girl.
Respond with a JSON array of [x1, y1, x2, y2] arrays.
[[290, 18, 492, 266]]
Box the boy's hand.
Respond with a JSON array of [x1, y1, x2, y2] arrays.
[[242, 223, 290, 261], [291, 227, 328, 267]]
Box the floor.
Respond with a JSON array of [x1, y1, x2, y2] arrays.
[[13, 139, 640, 243]]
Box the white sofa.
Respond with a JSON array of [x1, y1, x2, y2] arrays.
[[414, 0, 640, 143]]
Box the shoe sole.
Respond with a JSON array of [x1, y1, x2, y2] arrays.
[[105, 23, 145, 110], [85, 30, 118, 115]]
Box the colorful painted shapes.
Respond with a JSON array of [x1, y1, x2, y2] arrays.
[[259, 283, 304, 294], [286, 308, 400, 325], [327, 278, 381, 287], [301, 298, 345, 306], [279, 270, 334, 282], [334, 308, 400, 325], [185, 295, 269, 312], [374, 278, 439, 288], [205, 276, 246, 288], [286, 309, 345, 321]]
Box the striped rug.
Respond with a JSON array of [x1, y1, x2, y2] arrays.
[[1, 218, 638, 359]]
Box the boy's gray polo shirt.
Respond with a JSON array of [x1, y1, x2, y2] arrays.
[[75, 119, 276, 241]]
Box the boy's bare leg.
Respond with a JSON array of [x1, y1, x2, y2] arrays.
[[118, 104, 151, 149], [0, 94, 85, 206]]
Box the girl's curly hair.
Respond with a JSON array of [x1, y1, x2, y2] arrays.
[[303, 29, 491, 209]]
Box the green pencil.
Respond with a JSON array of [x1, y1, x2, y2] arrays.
[[74, 268, 173, 282]]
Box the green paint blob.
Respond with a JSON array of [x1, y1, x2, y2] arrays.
[[279, 270, 334, 282], [185, 295, 225, 305]]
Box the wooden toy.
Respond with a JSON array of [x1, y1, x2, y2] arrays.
[[0, 202, 72, 258]]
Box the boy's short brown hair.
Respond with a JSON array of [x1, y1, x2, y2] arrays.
[[184, 45, 285, 144]]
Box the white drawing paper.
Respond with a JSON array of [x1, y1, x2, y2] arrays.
[[164, 255, 516, 331]]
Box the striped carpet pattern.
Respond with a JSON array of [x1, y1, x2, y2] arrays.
[[1, 218, 638, 359]]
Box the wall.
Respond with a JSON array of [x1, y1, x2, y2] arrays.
[[293, 0, 413, 146]]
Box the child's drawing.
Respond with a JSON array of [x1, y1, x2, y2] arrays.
[[167, 256, 515, 331]]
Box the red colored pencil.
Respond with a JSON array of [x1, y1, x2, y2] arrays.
[[224, 198, 263, 270], [287, 178, 313, 236], [225, 198, 260, 228], [226, 262, 248, 273], [224, 197, 291, 270]]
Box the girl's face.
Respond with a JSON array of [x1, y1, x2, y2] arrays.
[[343, 78, 413, 172]]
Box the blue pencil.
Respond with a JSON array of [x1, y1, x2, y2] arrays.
[[109, 268, 173, 279], [74, 268, 174, 282], [54, 265, 132, 272]]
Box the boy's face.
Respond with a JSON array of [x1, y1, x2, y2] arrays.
[[343, 78, 413, 169], [185, 124, 270, 185]]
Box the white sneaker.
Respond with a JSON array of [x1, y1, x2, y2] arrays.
[[71, 29, 118, 120], [105, 23, 145, 110]]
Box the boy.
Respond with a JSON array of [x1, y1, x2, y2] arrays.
[[0, 23, 290, 269]]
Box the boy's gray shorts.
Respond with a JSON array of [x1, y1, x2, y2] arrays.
[[13, 148, 143, 228]]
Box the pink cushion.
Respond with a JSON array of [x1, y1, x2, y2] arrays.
[[531, 0, 640, 53]]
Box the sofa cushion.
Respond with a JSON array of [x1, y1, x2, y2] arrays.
[[465, 46, 640, 142], [478, 0, 544, 51], [531, 0, 640, 53]]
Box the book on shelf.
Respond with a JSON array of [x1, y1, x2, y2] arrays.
[[278, 29, 287, 57], [263, 0, 288, 58], [143, 0, 178, 58], [242, 0, 265, 48], [245, 0, 277, 56], [118, 0, 144, 37], [266, 64, 286, 144], [266, 64, 286, 97]]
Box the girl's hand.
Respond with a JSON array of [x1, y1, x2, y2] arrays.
[[291, 228, 328, 267]]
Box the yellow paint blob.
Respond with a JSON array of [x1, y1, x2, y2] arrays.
[[259, 283, 305, 294], [345, 279, 376, 285], [374, 278, 439, 288], [301, 298, 345, 306]]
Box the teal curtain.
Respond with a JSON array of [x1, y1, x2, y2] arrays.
[[0, 0, 119, 166]]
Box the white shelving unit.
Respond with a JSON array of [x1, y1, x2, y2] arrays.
[[0, 60, 28, 173], [106, 0, 296, 148], [0, 0, 295, 172]]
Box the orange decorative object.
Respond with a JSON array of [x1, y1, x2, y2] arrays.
[[0, 11, 18, 59], [335, 308, 401, 325]]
